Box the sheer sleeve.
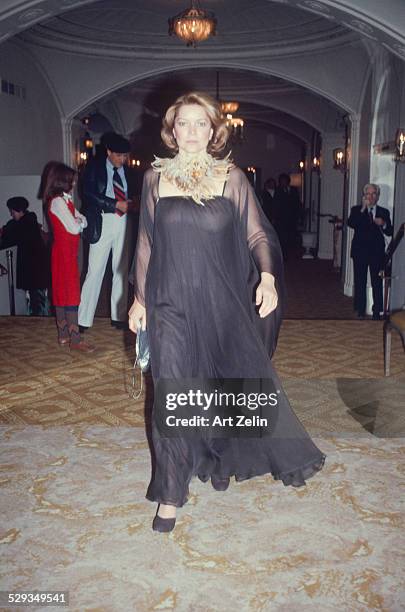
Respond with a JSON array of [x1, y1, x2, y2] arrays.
[[223, 167, 285, 358], [223, 167, 283, 276], [134, 168, 159, 306]]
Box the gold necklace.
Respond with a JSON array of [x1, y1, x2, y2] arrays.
[[152, 150, 232, 205]]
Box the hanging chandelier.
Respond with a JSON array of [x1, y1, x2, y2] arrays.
[[220, 101, 239, 114], [215, 72, 244, 141], [168, 0, 217, 48]]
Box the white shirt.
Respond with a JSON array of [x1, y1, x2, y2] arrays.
[[106, 158, 127, 199], [50, 193, 87, 234]]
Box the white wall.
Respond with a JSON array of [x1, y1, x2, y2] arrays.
[[0, 40, 63, 175], [357, 75, 372, 203], [391, 59, 405, 310], [343, 50, 404, 312], [318, 133, 345, 260]]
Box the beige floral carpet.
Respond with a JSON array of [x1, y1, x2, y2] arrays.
[[0, 317, 404, 611]]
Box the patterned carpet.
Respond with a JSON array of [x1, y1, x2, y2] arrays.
[[283, 257, 356, 320], [1, 317, 404, 611], [1, 428, 404, 611], [0, 317, 403, 432]]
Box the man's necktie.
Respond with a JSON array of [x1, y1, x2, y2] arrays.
[[368, 207, 374, 223], [113, 167, 126, 216]]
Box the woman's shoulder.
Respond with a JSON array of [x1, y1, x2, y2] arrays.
[[141, 167, 161, 195], [226, 165, 249, 188], [144, 167, 155, 179], [143, 167, 159, 184], [228, 165, 244, 178]]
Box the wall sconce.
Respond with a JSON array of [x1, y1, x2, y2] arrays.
[[299, 160, 305, 171], [131, 159, 141, 167], [84, 132, 93, 151], [245, 166, 257, 189], [76, 150, 88, 168], [226, 113, 244, 141], [395, 128, 405, 162], [333, 147, 346, 171], [312, 156, 320, 171]]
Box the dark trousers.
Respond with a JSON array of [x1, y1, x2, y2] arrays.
[[27, 289, 49, 316], [352, 254, 383, 316]]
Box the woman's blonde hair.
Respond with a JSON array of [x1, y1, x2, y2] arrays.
[[161, 91, 230, 156]]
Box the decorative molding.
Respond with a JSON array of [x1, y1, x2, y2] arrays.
[[350, 20, 374, 35], [391, 44, 405, 58], [61, 116, 73, 166], [1, 0, 405, 60], [18, 24, 356, 61], [342, 19, 377, 41], [301, 1, 331, 15], [61, 0, 92, 6], [17, 9, 46, 25]]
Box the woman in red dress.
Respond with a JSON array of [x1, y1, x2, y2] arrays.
[[40, 162, 94, 352]]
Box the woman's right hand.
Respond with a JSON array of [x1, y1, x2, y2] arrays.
[[128, 298, 147, 333]]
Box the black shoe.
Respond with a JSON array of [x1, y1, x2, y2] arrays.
[[152, 514, 176, 533], [211, 475, 230, 491], [111, 320, 129, 330], [357, 313, 365, 320], [372, 314, 381, 321], [79, 325, 88, 333]]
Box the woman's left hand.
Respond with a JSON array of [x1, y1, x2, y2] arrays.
[[256, 272, 278, 318]]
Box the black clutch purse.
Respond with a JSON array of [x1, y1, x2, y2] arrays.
[[135, 325, 150, 372], [131, 325, 150, 400]]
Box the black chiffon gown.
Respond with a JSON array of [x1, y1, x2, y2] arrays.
[[134, 167, 325, 507]]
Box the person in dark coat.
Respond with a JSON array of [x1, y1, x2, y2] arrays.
[[347, 183, 393, 319], [273, 173, 301, 258], [0, 197, 49, 315], [261, 177, 277, 224]]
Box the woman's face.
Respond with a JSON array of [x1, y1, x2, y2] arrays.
[[173, 104, 213, 155]]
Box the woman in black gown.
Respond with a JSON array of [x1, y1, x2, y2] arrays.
[[129, 92, 325, 532]]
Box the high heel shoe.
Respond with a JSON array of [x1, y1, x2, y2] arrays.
[[152, 505, 176, 532], [211, 475, 230, 491], [152, 514, 176, 533]]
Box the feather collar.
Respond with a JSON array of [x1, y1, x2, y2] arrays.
[[152, 150, 233, 205]]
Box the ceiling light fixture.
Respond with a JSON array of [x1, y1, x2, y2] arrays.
[[215, 72, 244, 142], [220, 101, 239, 114], [168, 0, 217, 48]]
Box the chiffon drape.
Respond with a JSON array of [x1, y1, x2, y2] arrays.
[[134, 167, 325, 507]]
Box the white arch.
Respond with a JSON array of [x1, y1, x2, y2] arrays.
[[65, 62, 353, 125]]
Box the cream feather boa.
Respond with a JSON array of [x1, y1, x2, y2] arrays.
[[151, 150, 233, 205]]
